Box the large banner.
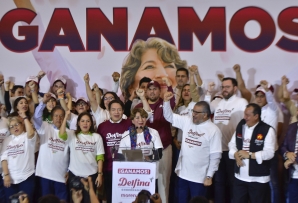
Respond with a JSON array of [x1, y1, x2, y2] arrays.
[[0, 0, 298, 99], [112, 161, 156, 203]]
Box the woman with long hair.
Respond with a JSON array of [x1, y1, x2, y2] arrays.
[[67, 112, 104, 203]]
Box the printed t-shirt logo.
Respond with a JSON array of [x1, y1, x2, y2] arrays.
[[257, 134, 263, 140]]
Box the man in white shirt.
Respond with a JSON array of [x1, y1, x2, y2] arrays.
[[211, 77, 248, 203], [228, 103, 276, 203], [163, 92, 222, 203]]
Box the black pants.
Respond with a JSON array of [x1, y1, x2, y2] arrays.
[[104, 171, 113, 203], [233, 177, 270, 203], [69, 171, 98, 203]]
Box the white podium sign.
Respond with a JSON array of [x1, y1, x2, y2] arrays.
[[112, 161, 156, 203]]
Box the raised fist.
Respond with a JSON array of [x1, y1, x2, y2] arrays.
[[136, 88, 145, 99], [217, 74, 224, 82], [28, 81, 36, 90], [84, 73, 90, 83], [37, 71, 46, 79], [233, 64, 241, 72], [164, 91, 174, 102], [57, 88, 65, 97], [112, 72, 120, 82], [189, 65, 199, 75], [281, 76, 289, 85], [162, 77, 171, 87]]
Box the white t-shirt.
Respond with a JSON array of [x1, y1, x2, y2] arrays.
[[172, 115, 222, 183], [0, 117, 10, 173], [68, 132, 105, 177], [176, 102, 196, 142], [228, 123, 276, 183], [1, 132, 36, 184], [212, 95, 248, 151], [35, 122, 70, 183]]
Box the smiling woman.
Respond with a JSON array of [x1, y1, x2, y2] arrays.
[[120, 37, 187, 100]]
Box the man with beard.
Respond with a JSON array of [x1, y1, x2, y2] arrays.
[[211, 77, 248, 203], [135, 80, 175, 203]]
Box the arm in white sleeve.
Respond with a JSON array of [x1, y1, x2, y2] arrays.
[[265, 91, 278, 112], [163, 101, 173, 124], [255, 127, 276, 164], [33, 102, 46, 130], [228, 132, 238, 160], [112, 81, 120, 93], [207, 152, 222, 177]]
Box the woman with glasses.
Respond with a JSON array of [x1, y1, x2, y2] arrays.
[[1, 112, 36, 203]]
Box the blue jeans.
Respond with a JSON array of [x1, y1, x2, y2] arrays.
[[40, 177, 68, 201], [4, 174, 35, 203], [177, 177, 206, 203], [288, 178, 298, 203], [269, 151, 280, 203], [214, 151, 235, 203]]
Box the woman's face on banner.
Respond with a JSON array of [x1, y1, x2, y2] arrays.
[[131, 48, 177, 97]]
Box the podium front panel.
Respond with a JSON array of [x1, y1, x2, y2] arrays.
[[112, 161, 156, 203]]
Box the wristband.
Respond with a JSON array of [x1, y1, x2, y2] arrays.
[[98, 172, 103, 175], [23, 117, 28, 120], [4, 173, 9, 176]]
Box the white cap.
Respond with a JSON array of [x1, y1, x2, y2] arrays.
[[53, 76, 67, 86], [26, 76, 39, 84]]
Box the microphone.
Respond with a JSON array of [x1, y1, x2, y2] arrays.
[[151, 140, 156, 160], [136, 126, 143, 129], [112, 132, 130, 159]]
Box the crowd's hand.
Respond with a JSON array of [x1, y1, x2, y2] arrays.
[[150, 193, 162, 203], [37, 70, 46, 79], [1, 104, 6, 112], [173, 138, 181, 150], [112, 72, 120, 82], [95, 173, 103, 188], [19, 194, 29, 203], [64, 172, 69, 184], [162, 77, 171, 87], [208, 82, 215, 92], [66, 92, 72, 100], [9, 81, 15, 90], [42, 93, 52, 104], [260, 80, 269, 92], [189, 65, 199, 75], [234, 152, 244, 167], [92, 83, 101, 94], [217, 73, 224, 82], [129, 88, 137, 101], [0, 74, 4, 86], [136, 88, 145, 99], [233, 64, 241, 73], [281, 75, 289, 85], [284, 159, 294, 169], [286, 152, 296, 163], [18, 111, 27, 119], [28, 81, 36, 92], [203, 177, 212, 187], [4, 174, 11, 188], [71, 189, 83, 203], [65, 110, 71, 118], [5, 81, 10, 91], [163, 92, 173, 102], [238, 150, 249, 160], [84, 73, 90, 83], [80, 177, 90, 192], [57, 88, 65, 99]]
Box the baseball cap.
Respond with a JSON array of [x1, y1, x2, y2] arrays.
[[53, 76, 67, 87], [76, 97, 89, 105], [49, 93, 57, 100], [147, 80, 161, 89], [26, 76, 39, 84], [255, 86, 266, 95]]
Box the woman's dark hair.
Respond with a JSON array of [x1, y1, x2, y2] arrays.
[[100, 91, 120, 110], [42, 107, 51, 121], [50, 106, 65, 119], [130, 108, 148, 120], [108, 99, 125, 111], [8, 97, 31, 120], [75, 112, 95, 135]]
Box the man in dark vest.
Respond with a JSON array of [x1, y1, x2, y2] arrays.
[[228, 103, 276, 203]]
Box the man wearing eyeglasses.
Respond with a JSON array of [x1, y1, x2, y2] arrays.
[[211, 77, 248, 203], [163, 92, 222, 203]]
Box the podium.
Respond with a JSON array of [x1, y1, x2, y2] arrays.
[[111, 147, 160, 203]]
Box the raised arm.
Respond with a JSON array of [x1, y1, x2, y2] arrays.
[[92, 83, 102, 107], [14, 0, 36, 12], [59, 110, 70, 141], [233, 64, 252, 102], [260, 80, 278, 111], [136, 89, 151, 113], [189, 65, 200, 102], [33, 93, 51, 129], [0, 74, 5, 105], [28, 81, 39, 104], [112, 72, 120, 93], [19, 111, 34, 139], [190, 65, 203, 87], [84, 73, 98, 113]]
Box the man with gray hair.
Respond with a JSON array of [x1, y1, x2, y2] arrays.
[[163, 91, 222, 203]]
